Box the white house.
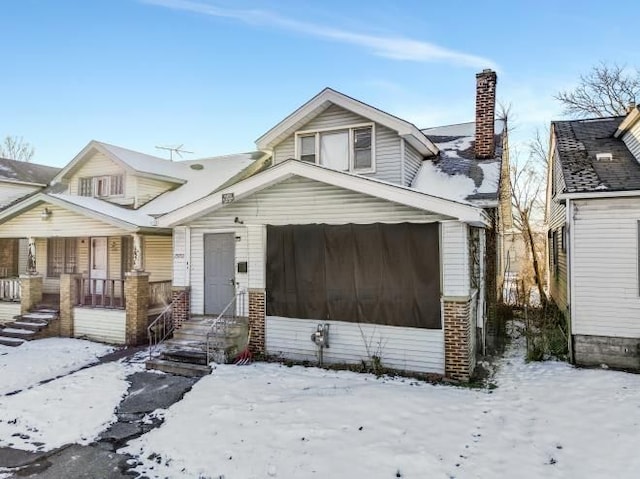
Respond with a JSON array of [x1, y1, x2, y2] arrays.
[[160, 69, 510, 381], [547, 105, 640, 370]]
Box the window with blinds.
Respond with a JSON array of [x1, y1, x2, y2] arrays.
[[78, 175, 123, 198]]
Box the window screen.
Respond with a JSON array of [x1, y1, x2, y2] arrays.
[[353, 127, 372, 170], [266, 223, 441, 329]]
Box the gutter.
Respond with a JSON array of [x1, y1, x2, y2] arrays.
[[557, 190, 640, 201]]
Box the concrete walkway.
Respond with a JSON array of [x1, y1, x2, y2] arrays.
[[1, 349, 200, 478]]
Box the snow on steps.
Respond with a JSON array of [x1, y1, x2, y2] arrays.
[[0, 307, 59, 347]]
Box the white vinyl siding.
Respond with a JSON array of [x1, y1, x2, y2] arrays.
[[144, 235, 173, 281], [441, 222, 470, 297], [172, 226, 188, 287], [0, 203, 128, 238], [0, 302, 21, 325], [187, 177, 446, 228], [266, 317, 445, 374], [74, 307, 126, 344], [572, 197, 640, 338], [136, 177, 176, 208], [272, 104, 402, 184], [621, 120, 640, 160], [548, 149, 569, 312], [69, 152, 134, 206], [403, 142, 423, 186]]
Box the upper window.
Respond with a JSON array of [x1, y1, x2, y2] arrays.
[[79, 175, 124, 198], [296, 124, 374, 173]]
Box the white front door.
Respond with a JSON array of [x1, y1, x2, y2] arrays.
[[90, 237, 108, 294]]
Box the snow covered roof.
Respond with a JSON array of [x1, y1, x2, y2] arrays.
[[54, 141, 191, 185], [411, 120, 505, 204], [140, 151, 265, 215], [0, 157, 60, 186]]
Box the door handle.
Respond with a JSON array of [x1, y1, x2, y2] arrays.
[[229, 278, 236, 285]]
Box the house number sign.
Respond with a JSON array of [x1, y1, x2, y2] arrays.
[[222, 193, 235, 204]]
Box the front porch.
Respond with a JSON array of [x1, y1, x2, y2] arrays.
[[0, 232, 173, 346]]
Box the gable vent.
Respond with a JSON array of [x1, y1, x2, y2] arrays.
[[596, 153, 613, 161]]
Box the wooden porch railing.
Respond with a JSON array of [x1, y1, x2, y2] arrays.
[[149, 280, 172, 309], [0, 277, 21, 302], [74, 277, 126, 309]]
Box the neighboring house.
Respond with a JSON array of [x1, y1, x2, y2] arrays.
[[0, 141, 262, 345], [0, 158, 60, 276], [160, 69, 510, 380], [546, 105, 640, 370]]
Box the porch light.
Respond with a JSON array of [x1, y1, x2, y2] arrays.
[[41, 207, 52, 221]]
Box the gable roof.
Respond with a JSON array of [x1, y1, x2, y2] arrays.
[[552, 116, 640, 193], [0, 157, 60, 186], [411, 120, 506, 205], [255, 88, 439, 157], [0, 192, 166, 232], [53, 140, 189, 185], [158, 159, 488, 228]]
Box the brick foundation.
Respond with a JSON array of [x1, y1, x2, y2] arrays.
[[248, 289, 265, 354], [171, 286, 190, 330], [20, 274, 43, 314], [124, 271, 149, 346], [443, 297, 473, 381]]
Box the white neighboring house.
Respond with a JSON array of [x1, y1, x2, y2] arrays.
[[161, 69, 511, 381], [547, 105, 640, 370], [0, 142, 262, 346]]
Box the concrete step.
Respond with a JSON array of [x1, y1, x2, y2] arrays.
[[145, 358, 212, 377], [0, 336, 25, 347], [0, 328, 37, 339], [173, 331, 208, 342], [163, 338, 207, 350], [161, 348, 208, 365], [10, 321, 47, 332], [19, 312, 58, 322]]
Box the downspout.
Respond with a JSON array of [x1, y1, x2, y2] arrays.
[[565, 198, 574, 363]]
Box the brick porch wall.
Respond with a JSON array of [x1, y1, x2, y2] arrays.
[[124, 271, 149, 346], [171, 286, 190, 330], [248, 289, 265, 354], [443, 297, 473, 381], [20, 274, 43, 315]]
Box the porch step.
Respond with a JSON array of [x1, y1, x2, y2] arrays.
[[19, 312, 59, 322], [0, 328, 37, 340], [11, 321, 48, 331], [145, 358, 212, 377], [161, 347, 208, 365], [0, 336, 25, 347]]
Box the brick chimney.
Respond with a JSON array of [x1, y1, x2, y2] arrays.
[[475, 69, 497, 159]]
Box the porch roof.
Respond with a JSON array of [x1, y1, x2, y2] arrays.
[[158, 159, 489, 227], [0, 192, 170, 233]]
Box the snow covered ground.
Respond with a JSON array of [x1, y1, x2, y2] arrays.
[[123, 332, 640, 479], [0, 338, 114, 395], [0, 339, 132, 454], [0, 362, 130, 452]]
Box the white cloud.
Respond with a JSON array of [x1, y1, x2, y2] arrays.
[[141, 0, 498, 70]]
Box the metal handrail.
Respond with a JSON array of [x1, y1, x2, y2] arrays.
[[147, 289, 186, 359], [205, 289, 246, 364]]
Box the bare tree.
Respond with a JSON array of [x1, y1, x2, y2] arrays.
[[0, 136, 35, 162], [555, 62, 640, 117], [510, 128, 548, 305]]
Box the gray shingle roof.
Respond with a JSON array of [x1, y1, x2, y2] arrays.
[[0, 157, 60, 185], [553, 117, 640, 193]]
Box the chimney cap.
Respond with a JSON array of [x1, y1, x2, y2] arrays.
[[476, 69, 497, 78]]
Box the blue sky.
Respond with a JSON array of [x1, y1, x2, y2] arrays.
[[2, 0, 639, 166]]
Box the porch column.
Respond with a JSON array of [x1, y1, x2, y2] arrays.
[[27, 237, 37, 274], [59, 273, 79, 337], [19, 274, 43, 314], [132, 233, 144, 272], [248, 288, 266, 355], [443, 297, 473, 382], [125, 271, 149, 345]]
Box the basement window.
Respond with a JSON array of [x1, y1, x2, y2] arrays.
[[596, 153, 613, 161]]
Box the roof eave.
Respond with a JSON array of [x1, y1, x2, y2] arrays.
[[614, 107, 640, 138], [558, 189, 640, 200], [159, 160, 488, 228]]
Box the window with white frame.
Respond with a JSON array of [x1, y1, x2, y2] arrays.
[[47, 238, 77, 278], [296, 124, 374, 172], [78, 175, 124, 198]]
